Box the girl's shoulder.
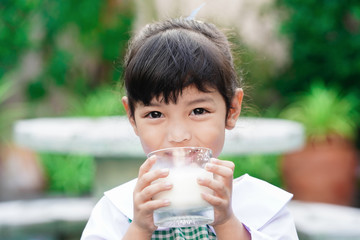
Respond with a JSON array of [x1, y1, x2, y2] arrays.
[[232, 174, 293, 229]]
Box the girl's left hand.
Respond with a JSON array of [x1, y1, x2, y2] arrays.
[[197, 158, 235, 226]]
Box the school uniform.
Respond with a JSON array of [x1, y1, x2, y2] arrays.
[[81, 174, 299, 239]]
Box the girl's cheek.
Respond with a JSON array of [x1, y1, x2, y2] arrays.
[[139, 128, 165, 154]]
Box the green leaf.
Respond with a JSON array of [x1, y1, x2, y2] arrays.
[[280, 81, 360, 140]]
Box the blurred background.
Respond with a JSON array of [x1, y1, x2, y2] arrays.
[[0, 0, 359, 239]]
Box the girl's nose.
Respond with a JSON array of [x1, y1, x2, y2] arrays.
[[167, 121, 191, 143]]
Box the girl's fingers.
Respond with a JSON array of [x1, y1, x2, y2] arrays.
[[138, 181, 173, 202], [201, 192, 225, 207], [210, 158, 235, 169], [199, 158, 234, 200], [197, 176, 228, 198], [205, 161, 234, 178], [138, 155, 157, 178], [140, 199, 171, 213], [134, 181, 172, 215], [135, 168, 170, 192]]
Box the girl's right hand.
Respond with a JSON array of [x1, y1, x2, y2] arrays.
[[130, 155, 173, 235]]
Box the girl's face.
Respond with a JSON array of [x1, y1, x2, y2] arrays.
[[122, 85, 243, 158]]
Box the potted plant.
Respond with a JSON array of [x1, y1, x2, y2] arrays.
[[0, 79, 46, 200], [280, 82, 359, 206]]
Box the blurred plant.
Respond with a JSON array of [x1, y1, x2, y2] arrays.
[[280, 82, 359, 205], [40, 153, 95, 195], [225, 154, 283, 188], [280, 81, 359, 142], [0, 78, 25, 142], [1, 0, 134, 116], [0, 80, 12, 141], [0, 0, 34, 77], [68, 85, 126, 117], [274, 1, 360, 103]]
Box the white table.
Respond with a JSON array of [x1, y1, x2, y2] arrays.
[[288, 200, 360, 239], [0, 197, 94, 239], [14, 116, 305, 196], [14, 116, 304, 156]]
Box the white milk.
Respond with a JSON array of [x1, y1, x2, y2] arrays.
[[154, 167, 213, 209]]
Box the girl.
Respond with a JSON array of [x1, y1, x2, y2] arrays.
[[81, 18, 298, 240]]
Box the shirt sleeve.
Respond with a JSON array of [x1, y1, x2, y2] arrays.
[[81, 196, 130, 240], [244, 206, 299, 240], [231, 174, 299, 240]]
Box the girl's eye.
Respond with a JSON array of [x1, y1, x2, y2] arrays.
[[191, 108, 208, 115], [146, 111, 163, 118]]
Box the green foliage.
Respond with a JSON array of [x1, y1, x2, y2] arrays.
[[280, 82, 360, 141], [0, 79, 13, 106], [274, 0, 360, 105], [68, 85, 126, 117], [225, 154, 283, 188], [0, 0, 37, 77], [0, 80, 13, 140], [40, 153, 95, 195], [1, 0, 134, 112], [1, 1, 134, 198], [0, 77, 26, 142]]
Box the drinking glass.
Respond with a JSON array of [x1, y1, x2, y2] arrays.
[[148, 147, 214, 227]]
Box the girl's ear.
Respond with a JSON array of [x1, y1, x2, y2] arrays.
[[226, 88, 243, 130], [122, 96, 139, 136]]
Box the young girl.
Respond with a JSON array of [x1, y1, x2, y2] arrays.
[[81, 18, 298, 239]]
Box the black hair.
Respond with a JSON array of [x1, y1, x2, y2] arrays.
[[123, 18, 241, 117]]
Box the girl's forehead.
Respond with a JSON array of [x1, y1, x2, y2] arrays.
[[142, 85, 220, 106], [156, 85, 216, 100]]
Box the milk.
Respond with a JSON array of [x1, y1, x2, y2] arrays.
[[153, 167, 213, 209], [149, 147, 214, 227]]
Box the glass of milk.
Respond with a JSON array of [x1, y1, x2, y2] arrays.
[[148, 147, 214, 227]]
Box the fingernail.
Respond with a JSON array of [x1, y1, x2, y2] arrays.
[[205, 163, 214, 170], [160, 168, 169, 174], [163, 199, 170, 205], [200, 192, 208, 200], [197, 177, 204, 182], [164, 181, 172, 188]]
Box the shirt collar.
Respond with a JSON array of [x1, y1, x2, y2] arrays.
[[104, 174, 293, 230]]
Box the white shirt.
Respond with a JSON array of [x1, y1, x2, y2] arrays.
[[81, 174, 299, 239]]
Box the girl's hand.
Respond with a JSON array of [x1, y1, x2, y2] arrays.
[[130, 156, 173, 235], [197, 158, 235, 226]]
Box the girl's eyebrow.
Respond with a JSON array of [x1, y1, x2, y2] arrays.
[[143, 96, 215, 107], [186, 97, 215, 106], [144, 102, 162, 107]]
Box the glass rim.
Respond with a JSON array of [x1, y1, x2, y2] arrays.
[[147, 146, 212, 158]]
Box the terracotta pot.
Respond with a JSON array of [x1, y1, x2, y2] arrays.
[[282, 136, 358, 206], [0, 144, 46, 200]]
